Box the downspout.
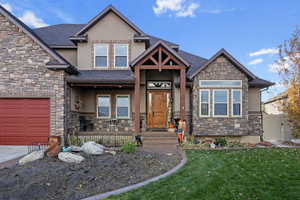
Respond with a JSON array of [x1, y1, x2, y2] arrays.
[[189, 81, 194, 136]]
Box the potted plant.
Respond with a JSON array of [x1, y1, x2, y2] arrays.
[[168, 122, 176, 132]]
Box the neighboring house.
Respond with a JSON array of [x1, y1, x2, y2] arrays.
[[0, 5, 274, 145], [263, 92, 293, 141]]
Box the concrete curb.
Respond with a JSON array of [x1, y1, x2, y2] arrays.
[[82, 151, 187, 200]]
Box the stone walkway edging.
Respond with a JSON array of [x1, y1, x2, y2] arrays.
[[82, 151, 187, 200]]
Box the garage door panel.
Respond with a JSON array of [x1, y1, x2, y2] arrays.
[[0, 136, 48, 145], [0, 99, 50, 145]]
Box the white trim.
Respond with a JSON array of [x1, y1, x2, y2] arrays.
[[231, 89, 242, 117], [199, 89, 210, 117], [116, 94, 130, 119], [114, 44, 129, 68], [199, 80, 242, 88], [94, 44, 109, 68], [97, 95, 111, 119], [212, 89, 229, 117]]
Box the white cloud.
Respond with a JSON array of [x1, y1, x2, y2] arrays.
[[249, 48, 279, 57], [201, 8, 236, 14], [50, 9, 74, 23], [176, 3, 199, 17], [19, 11, 48, 28], [1, 2, 12, 12], [153, 0, 199, 17], [248, 58, 263, 65]]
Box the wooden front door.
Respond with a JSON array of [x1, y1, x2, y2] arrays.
[[147, 91, 170, 129]]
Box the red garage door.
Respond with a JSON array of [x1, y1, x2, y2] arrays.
[[0, 99, 50, 145]]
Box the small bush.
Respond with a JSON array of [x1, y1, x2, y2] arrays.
[[215, 137, 227, 147], [121, 142, 136, 153], [69, 135, 83, 146]]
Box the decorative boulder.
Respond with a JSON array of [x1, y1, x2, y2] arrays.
[[291, 139, 300, 144], [18, 150, 44, 165], [58, 152, 85, 163], [81, 141, 105, 155], [70, 146, 82, 152]]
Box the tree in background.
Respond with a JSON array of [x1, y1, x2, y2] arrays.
[[277, 28, 300, 138]]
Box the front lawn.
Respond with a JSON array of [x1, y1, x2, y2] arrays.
[[107, 148, 300, 200]]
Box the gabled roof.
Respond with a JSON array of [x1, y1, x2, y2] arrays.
[[130, 40, 190, 67], [190, 48, 256, 79], [0, 5, 78, 74], [74, 5, 145, 37], [249, 78, 274, 88], [34, 24, 85, 48]]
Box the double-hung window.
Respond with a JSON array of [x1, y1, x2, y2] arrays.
[[94, 44, 108, 67], [97, 96, 111, 118], [199, 90, 210, 117], [114, 44, 128, 67], [116, 95, 130, 118], [213, 90, 229, 117], [232, 90, 242, 117]]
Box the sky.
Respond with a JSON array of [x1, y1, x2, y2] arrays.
[[1, 0, 299, 101]]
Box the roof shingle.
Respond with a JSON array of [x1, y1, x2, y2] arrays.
[[67, 70, 135, 84]]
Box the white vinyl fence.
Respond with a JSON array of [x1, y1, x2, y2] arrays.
[[263, 113, 293, 141]]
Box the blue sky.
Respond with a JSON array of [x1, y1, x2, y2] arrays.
[[1, 0, 299, 100]]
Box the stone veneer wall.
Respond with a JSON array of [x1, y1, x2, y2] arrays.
[[192, 55, 262, 136], [75, 113, 134, 135], [0, 13, 66, 137], [248, 111, 263, 136]]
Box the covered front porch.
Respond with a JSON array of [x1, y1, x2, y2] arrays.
[[67, 41, 190, 136]]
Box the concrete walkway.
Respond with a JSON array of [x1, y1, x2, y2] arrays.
[[0, 146, 27, 163]]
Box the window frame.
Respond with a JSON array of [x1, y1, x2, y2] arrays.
[[199, 89, 210, 117], [116, 94, 130, 119], [231, 89, 242, 117], [114, 44, 129, 68], [199, 80, 242, 88], [97, 95, 111, 119], [212, 89, 229, 117], [94, 44, 109, 68]]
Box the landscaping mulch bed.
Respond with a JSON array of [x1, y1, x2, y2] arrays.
[[0, 151, 181, 200]]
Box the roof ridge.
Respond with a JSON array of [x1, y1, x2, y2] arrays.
[[74, 5, 145, 36]]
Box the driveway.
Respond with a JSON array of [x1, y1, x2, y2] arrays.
[[0, 146, 28, 163]]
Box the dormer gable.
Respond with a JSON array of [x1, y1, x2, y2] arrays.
[[70, 5, 145, 43]]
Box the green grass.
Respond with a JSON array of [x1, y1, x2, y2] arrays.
[[106, 148, 300, 200]]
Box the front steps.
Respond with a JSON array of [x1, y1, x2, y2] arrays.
[[141, 132, 178, 145], [140, 132, 179, 154]]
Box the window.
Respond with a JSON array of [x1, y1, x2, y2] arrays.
[[213, 90, 228, 117], [116, 95, 130, 118], [199, 80, 242, 88], [199, 90, 210, 116], [97, 96, 111, 118], [94, 44, 108, 67], [232, 90, 242, 116], [114, 44, 128, 67]]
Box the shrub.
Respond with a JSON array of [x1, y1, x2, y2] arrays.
[[215, 137, 227, 147], [69, 135, 82, 146], [121, 142, 136, 153]]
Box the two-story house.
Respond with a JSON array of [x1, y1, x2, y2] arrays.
[[0, 5, 273, 145]]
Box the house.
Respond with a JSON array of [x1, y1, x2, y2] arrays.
[[0, 5, 274, 145], [263, 92, 293, 141]]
